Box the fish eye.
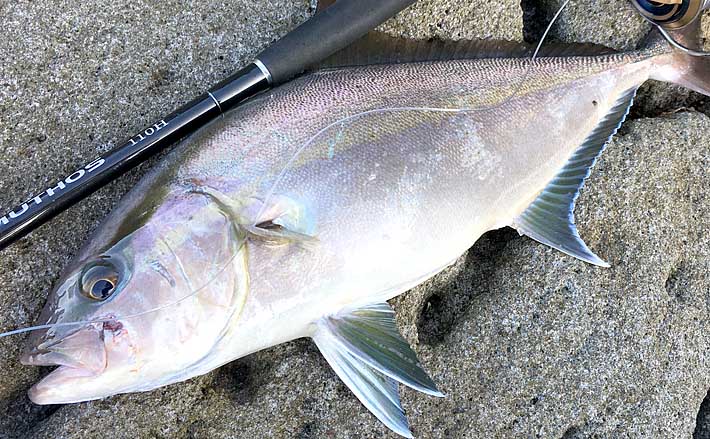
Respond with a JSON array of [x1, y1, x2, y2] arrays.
[[80, 263, 120, 301]]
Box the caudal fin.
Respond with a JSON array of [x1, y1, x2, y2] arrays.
[[648, 23, 710, 97]]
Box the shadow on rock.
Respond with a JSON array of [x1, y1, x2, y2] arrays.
[[416, 227, 520, 346], [0, 391, 60, 439]]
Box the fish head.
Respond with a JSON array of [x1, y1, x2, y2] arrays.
[[22, 189, 248, 404]]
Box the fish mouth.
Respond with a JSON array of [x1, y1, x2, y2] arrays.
[[21, 328, 107, 405], [26, 365, 105, 405]]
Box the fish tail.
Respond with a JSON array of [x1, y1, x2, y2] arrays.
[[646, 24, 710, 97]]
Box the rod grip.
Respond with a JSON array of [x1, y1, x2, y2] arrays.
[[256, 0, 416, 84]]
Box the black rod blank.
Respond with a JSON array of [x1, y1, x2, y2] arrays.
[[0, 65, 269, 252], [257, 0, 418, 83]]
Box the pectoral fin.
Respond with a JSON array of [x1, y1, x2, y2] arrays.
[[513, 87, 638, 267], [186, 184, 317, 246], [245, 221, 318, 246], [313, 303, 442, 438]]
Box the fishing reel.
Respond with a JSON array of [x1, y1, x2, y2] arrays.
[[630, 0, 709, 30], [630, 0, 710, 55]]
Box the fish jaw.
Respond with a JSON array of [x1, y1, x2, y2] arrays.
[[21, 327, 110, 404], [27, 366, 104, 405], [22, 316, 151, 404], [21, 327, 107, 373]]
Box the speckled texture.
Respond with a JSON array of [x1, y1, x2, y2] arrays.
[[528, 0, 649, 50], [0, 1, 709, 438], [377, 0, 522, 41]]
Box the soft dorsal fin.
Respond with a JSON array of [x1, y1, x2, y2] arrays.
[[513, 87, 639, 267], [312, 303, 442, 438], [315, 32, 617, 69]]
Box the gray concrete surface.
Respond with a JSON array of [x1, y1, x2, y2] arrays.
[[0, 0, 709, 438]]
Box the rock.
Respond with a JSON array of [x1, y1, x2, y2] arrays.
[[528, 0, 649, 50], [377, 0, 523, 41], [696, 390, 710, 439], [1, 1, 709, 438]]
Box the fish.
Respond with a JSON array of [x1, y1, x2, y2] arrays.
[[19, 29, 710, 437]]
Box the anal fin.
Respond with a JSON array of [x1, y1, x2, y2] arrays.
[[313, 303, 442, 438], [513, 87, 639, 267]]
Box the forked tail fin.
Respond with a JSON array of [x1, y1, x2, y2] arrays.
[[647, 23, 710, 97]]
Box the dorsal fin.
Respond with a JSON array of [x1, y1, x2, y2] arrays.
[[314, 32, 617, 69], [312, 303, 442, 438], [513, 87, 639, 267]]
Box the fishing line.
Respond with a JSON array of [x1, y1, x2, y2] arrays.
[[1, 1, 572, 339], [0, 241, 244, 338], [256, 0, 571, 220], [657, 25, 710, 57]]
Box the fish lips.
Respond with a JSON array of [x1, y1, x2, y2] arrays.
[[21, 327, 107, 404]]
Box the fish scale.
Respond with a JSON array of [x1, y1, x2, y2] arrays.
[[179, 55, 633, 183]]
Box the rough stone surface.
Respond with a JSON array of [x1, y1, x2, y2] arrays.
[[0, 1, 709, 438], [378, 0, 523, 41]]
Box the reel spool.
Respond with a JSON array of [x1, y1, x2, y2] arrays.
[[630, 0, 709, 29], [630, 0, 710, 56]]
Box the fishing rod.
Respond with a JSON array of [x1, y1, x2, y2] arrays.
[[0, 0, 417, 252]]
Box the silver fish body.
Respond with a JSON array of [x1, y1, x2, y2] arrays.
[[21, 38, 710, 436]]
